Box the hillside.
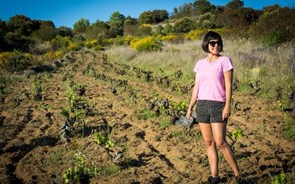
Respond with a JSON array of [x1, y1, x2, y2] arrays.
[[0, 49, 294, 184]]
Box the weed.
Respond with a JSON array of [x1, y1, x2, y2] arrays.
[[43, 149, 66, 167], [171, 130, 183, 137], [283, 116, 295, 139], [63, 152, 89, 184], [31, 74, 45, 101], [159, 119, 171, 129], [136, 109, 156, 120], [104, 164, 120, 175], [94, 127, 115, 149], [269, 172, 286, 184], [232, 129, 243, 139], [171, 101, 187, 113]]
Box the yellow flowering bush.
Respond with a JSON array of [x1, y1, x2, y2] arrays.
[[0, 52, 11, 68], [43, 51, 64, 61], [185, 28, 230, 40], [85, 39, 98, 48], [184, 29, 208, 40], [51, 36, 71, 49], [124, 35, 136, 45], [130, 36, 161, 52], [68, 42, 83, 51], [103, 38, 115, 45], [140, 24, 152, 28], [160, 34, 181, 43], [0, 50, 32, 72]]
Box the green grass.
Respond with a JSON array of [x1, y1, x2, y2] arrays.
[[284, 116, 295, 139]]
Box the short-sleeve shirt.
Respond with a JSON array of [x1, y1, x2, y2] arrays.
[[193, 55, 233, 102]]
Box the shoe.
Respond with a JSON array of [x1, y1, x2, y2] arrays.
[[208, 176, 220, 184]]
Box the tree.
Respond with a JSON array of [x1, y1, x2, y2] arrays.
[[216, 7, 257, 29], [263, 4, 281, 13], [123, 16, 138, 36], [6, 15, 33, 36], [85, 20, 110, 41], [178, 3, 195, 17], [124, 16, 138, 26], [73, 18, 90, 34], [194, 0, 215, 15], [139, 10, 168, 24], [0, 19, 7, 51], [250, 7, 295, 46], [226, 0, 244, 9], [31, 20, 57, 42], [173, 18, 195, 33], [152, 10, 169, 23], [108, 11, 125, 37], [236, 8, 258, 26], [58, 26, 73, 37]]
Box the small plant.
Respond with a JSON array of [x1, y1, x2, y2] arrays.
[[270, 172, 286, 184], [171, 130, 183, 137], [63, 152, 88, 184], [94, 126, 115, 149], [103, 164, 120, 175], [171, 101, 187, 116], [72, 82, 86, 96], [136, 109, 156, 120], [67, 90, 84, 112], [31, 74, 45, 101], [159, 119, 170, 129], [232, 129, 243, 139]]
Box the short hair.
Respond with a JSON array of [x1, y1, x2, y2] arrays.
[[201, 31, 223, 53]]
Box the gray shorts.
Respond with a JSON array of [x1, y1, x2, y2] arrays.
[[195, 100, 226, 123]]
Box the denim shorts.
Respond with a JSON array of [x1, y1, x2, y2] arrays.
[[195, 100, 226, 123]]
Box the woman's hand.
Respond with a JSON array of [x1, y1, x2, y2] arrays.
[[186, 108, 192, 119], [222, 105, 231, 120]]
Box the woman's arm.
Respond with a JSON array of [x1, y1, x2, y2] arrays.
[[186, 77, 198, 119], [223, 69, 233, 120]]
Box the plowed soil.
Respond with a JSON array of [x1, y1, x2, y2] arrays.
[[0, 50, 294, 184]]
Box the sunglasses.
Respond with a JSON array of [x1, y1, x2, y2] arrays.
[[208, 41, 221, 47]]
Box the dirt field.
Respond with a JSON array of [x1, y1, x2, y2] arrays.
[[0, 50, 294, 184]]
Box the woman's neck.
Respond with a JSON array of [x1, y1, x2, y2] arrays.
[[207, 53, 220, 62]]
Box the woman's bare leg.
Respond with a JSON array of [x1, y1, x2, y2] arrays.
[[199, 123, 219, 177], [211, 122, 240, 177]]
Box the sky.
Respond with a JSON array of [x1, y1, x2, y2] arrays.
[[0, 0, 294, 28]]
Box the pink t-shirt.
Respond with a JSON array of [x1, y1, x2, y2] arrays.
[[193, 55, 233, 102]]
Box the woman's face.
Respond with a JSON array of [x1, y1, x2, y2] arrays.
[[208, 39, 221, 55]]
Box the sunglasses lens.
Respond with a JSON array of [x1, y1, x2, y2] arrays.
[[209, 41, 221, 47]]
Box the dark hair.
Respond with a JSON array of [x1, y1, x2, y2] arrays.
[[201, 31, 223, 53]]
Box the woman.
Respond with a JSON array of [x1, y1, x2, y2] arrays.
[[186, 31, 240, 183]]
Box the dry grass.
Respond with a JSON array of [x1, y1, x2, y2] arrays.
[[106, 39, 295, 102]]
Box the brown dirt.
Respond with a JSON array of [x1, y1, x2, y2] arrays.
[[0, 50, 294, 184]]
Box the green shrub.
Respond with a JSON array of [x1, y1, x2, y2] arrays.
[[51, 35, 71, 50], [172, 18, 196, 33], [1, 50, 31, 72], [261, 30, 285, 47], [250, 7, 295, 46]]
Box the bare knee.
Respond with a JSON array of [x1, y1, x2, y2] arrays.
[[204, 139, 215, 148], [215, 140, 227, 150]]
